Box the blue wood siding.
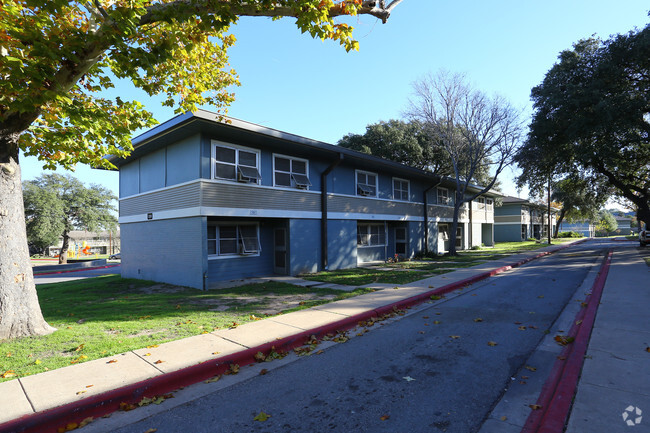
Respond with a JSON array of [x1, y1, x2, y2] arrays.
[[326, 220, 357, 270], [166, 134, 201, 185], [139, 148, 166, 192], [120, 161, 140, 197], [121, 217, 206, 289], [494, 224, 522, 242], [289, 219, 321, 275]]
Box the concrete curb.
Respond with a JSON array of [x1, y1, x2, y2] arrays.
[[0, 240, 585, 433], [520, 250, 612, 433], [33, 264, 120, 276]]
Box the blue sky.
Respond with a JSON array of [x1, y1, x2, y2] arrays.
[[20, 1, 650, 200]]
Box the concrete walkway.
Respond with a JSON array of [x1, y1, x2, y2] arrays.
[[1, 239, 646, 433]]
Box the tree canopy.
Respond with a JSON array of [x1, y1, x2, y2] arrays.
[[550, 175, 611, 237], [23, 174, 117, 260], [517, 22, 650, 226]]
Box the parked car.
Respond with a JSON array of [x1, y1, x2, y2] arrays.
[[109, 253, 121, 260], [640, 230, 649, 247]]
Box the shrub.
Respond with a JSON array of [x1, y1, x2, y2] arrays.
[[557, 231, 583, 238]]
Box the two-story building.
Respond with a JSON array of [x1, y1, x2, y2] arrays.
[[109, 110, 498, 289], [494, 196, 557, 242]]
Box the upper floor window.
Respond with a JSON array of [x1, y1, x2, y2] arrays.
[[477, 197, 486, 209], [393, 178, 409, 201], [212, 142, 261, 184], [208, 224, 261, 257], [522, 206, 528, 217], [356, 170, 377, 197], [486, 198, 493, 211], [273, 155, 311, 189], [437, 187, 452, 206]]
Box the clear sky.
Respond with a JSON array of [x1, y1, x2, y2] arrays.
[[19, 0, 650, 201]]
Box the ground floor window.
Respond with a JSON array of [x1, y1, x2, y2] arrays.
[[455, 226, 463, 248], [395, 227, 407, 255], [357, 224, 385, 247], [522, 224, 527, 240], [208, 224, 261, 256]]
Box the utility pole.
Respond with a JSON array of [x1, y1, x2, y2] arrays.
[[547, 176, 552, 245]]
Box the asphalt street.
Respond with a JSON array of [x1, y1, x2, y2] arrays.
[[33, 265, 121, 285], [89, 242, 609, 433]]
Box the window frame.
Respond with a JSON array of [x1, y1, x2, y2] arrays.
[[357, 223, 386, 247], [272, 153, 311, 190], [392, 177, 410, 201], [437, 187, 452, 206], [211, 141, 261, 184], [486, 198, 493, 211], [208, 223, 261, 258], [356, 170, 378, 198]]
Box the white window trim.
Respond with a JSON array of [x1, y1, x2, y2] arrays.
[[357, 223, 386, 247], [208, 222, 261, 259], [437, 187, 452, 207], [392, 177, 410, 202], [211, 140, 261, 184], [272, 153, 311, 190], [355, 169, 378, 198]]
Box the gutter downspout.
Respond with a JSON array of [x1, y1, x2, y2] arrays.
[[321, 153, 344, 270], [423, 182, 439, 255]]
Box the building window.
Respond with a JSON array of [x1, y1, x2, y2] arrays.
[[393, 178, 409, 201], [208, 224, 261, 256], [486, 198, 493, 211], [213, 142, 261, 183], [455, 226, 463, 248], [521, 224, 527, 240], [356, 170, 377, 197], [273, 155, 311, 189], [477, 197, 486, 209], [395, 227, 407, 255], [437, 187, 452, 206], [357, 224, 385, 247]]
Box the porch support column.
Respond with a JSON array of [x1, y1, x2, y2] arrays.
[[321, 153, 343, 270]]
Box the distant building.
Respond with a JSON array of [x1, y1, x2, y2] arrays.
[[47, 230, 120, 257], [557, 221, 594, 238], [494, 196, 558, 242]]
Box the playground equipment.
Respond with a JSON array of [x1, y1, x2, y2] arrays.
[[53, 241, 98, 259]]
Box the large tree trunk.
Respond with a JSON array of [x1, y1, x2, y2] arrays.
[[0, 133, 56, 339], [554, 208, 566, 238], [59, 230, 70, 265], [448, 199, 462, 256]]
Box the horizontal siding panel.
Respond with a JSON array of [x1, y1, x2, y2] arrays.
[[120, 183, 201, 216], [201, 182, 320, 212], [328, 195, 423, 217], [427, 205, 468, 220]]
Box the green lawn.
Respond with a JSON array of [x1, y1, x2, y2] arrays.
[[303, 239, 575, 286], [0, 276, 373, 382]]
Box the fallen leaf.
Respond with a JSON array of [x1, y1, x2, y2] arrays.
[[143, 353, 151, 356], [529, 325, 538, 329], [430, 295, 442, 300], [144, 429, 158, 433], [1, 370, 16, 378], [70, 355, 88, 364], [74, 344, 85, 352], [529, 404, 543, 410], [519, 381, 527, 384], [422, 316, 429, 319], [205, 375, 221, 383], [5, 352, 11, 358], [525, 365, 537, 372], [646, 347, 650, 353], [450, 335, 460, 339], [212, 351, 220, 355], [119, 402, 137, 412], [575, 320, 582, 325], [474, 318, 483, 322], [487, 341, 498, 346], [537, 295, 544, 298], [518, 326, 527, 331], [500, 416, 508, 421], [557, 355, 567, 361], [316, 350, 324, 355], [34, 359, 41, 365], [259, 369, 268, 376], [79, 417, 93, 428], [107, 359, 118, 364], [380, 415, 390, 421], [418, 331, 425, 334], [403, 376, 416, 382], [146, 344, 159, 349], [57, 422, 78, 432], [254, 412, 270, 422], [514, 321, 522, 325], [154, 360, 164, 364], [76, 390, 87, 395], [521, 375, 529, 379], [254, 351, 266, 362], [580, 302, 588, 308], [433, 321, 441, 325], [86, 385, 93, 388], [554, 335, 575, 346]]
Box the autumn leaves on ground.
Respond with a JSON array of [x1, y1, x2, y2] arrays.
[[0, 240, 572, 382], [0, 277, 373, 381]]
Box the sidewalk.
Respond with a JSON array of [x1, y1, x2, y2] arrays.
[[2, 238, 640, 433], [479, 241, 649, 433]]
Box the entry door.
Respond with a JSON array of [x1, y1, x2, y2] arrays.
[[455, 226, 463, 249], [438, 224, 450, 253], [395, 227, 407, 256], [274, 228, 287, 274]]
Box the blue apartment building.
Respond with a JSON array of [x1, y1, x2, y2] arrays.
[[494, 196, 557, 242], [110, 110, 498, 289]]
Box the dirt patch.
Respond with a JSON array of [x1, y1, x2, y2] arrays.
[[200, 292, 338, 316], [136, 284, 187, 294]]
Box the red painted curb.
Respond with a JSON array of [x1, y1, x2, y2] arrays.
[[0, 240, 587, 433], [521, 250, 612, 433], [33, 264, 120, 276]]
